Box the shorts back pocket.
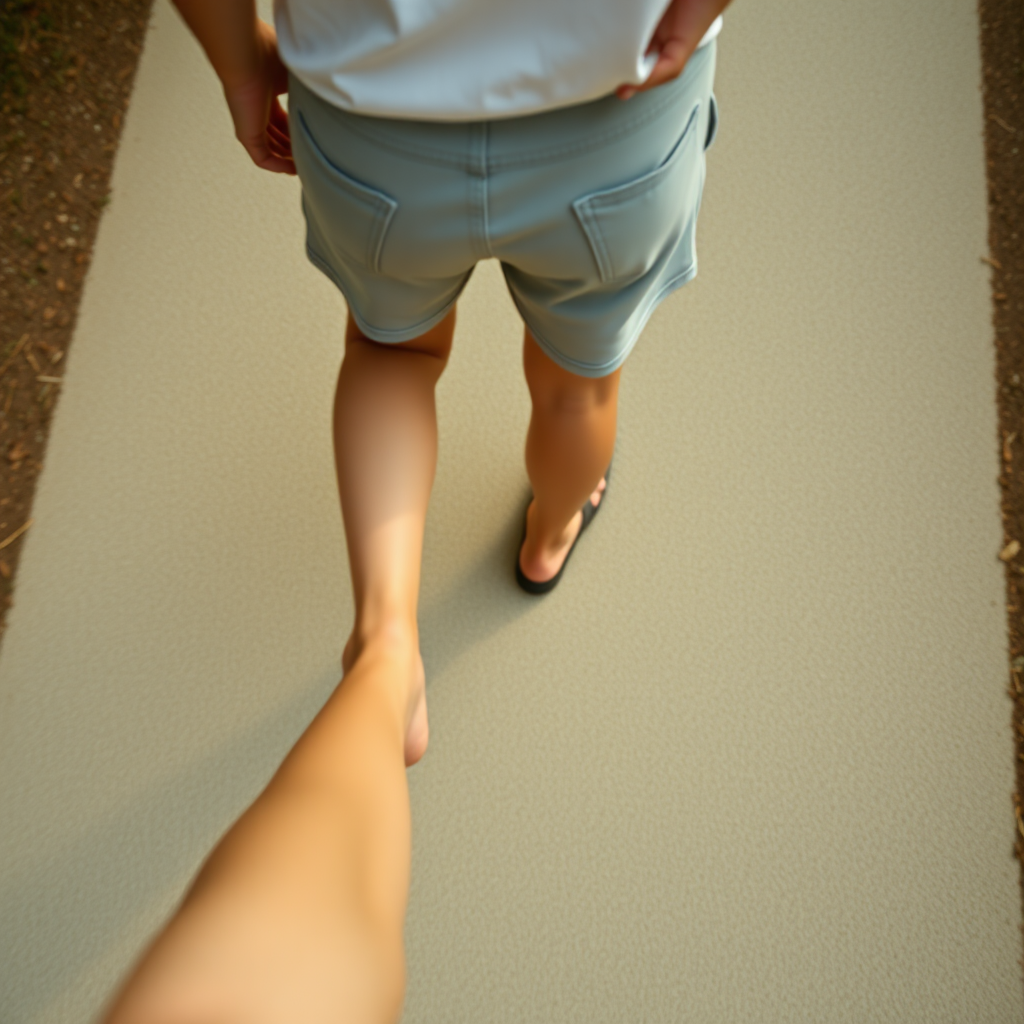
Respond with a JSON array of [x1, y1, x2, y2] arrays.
[[571, 102, 703, 285], [292, 108, 398, 274]]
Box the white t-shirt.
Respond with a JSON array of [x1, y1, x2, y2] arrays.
[[274, 0, 722, 122]]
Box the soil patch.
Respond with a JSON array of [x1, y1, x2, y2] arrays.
[[0, 0, 152, 635], [978, 0, 1024, 946]]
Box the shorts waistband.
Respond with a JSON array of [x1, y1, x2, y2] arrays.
[[288, 42, 714, 174]]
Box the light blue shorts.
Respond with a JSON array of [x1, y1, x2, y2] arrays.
[[288, 41, 718, 378]]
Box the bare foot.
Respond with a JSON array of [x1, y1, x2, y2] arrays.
[[343, 630, 429, 767], [518, 476, 606, 585]]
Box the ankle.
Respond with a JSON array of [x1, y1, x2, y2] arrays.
[[343, 615, 422, 722], [523, 499, 579, 556], [346, 612, 418, 666]]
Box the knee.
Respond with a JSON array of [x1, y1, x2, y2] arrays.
[[534, 381, 611, 417], [523, 327, 619, 416], [525, 360, 619, 417]]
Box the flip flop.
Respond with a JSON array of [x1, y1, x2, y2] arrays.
[[515, 462, 612, 595]]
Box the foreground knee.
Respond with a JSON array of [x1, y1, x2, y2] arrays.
[[531, 375, 617, 417], [523, 331, 619, 415]]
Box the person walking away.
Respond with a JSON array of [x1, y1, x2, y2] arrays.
[[100, 0, 730, 1020]]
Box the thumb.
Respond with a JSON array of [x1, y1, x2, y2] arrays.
[[638, 37, 691, 91]]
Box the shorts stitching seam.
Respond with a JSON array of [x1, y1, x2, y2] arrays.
[[305, 244, 473, 340], [482, 123, 494, 255], [502, 261, 697, 377]]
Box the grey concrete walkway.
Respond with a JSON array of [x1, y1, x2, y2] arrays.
[[0, 0, 1020, 1021]]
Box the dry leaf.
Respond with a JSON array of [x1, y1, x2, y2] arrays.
[[0, 519, 32, 551], [1000, 540, 1021, 562], [0, 334, 30, 377]]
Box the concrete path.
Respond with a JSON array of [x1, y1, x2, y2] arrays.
[[1, 1, 1020, 1021]]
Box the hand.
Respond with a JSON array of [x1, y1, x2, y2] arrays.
[[616, 0, 730, 101], [222, 19, 296, 175]]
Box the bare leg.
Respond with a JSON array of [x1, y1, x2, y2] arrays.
[[519, 329, 620, 584], [101, 307, 456, 1024], [334, 307, 457, 766]]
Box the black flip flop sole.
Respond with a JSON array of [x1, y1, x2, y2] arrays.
[[515, 462, 612, 595]]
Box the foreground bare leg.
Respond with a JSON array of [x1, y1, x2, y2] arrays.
[[519, 329, 620, 583], [101, 307, 456, 1024]]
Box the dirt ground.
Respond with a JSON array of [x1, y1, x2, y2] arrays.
[[3, 0, 1024, 947], [0, 0, 152, 620], [979, 0, 1024, 927]]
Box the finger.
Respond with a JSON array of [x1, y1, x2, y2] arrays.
[[267, 137, 294, 164], [636, 40, 690, 93], [270, 97, 291, 135], [244, 139, 297, 175], [268, 113, 291, 145], [268, 102, 293, 158], [258, 153, 298, 175], [267, 116, 291, 143], [619, 34, 698, 100], [267, 121, 293, 156]]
